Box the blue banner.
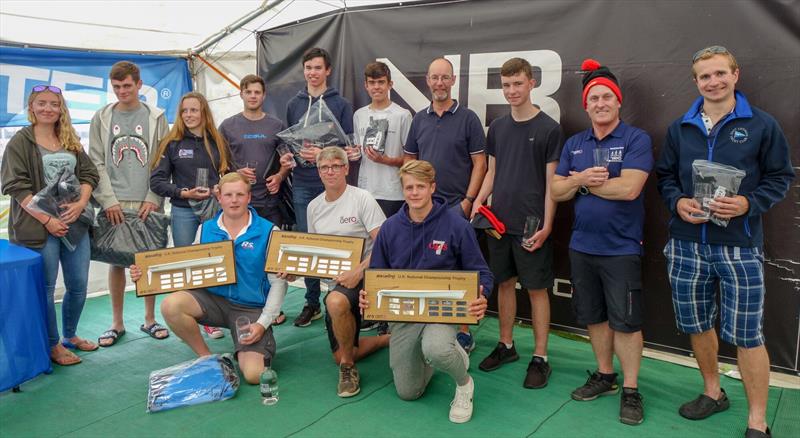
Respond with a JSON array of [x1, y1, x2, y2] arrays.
[[0, 46, 191, 127]]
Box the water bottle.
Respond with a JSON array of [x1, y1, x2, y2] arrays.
[[260, 360, 279, 406]]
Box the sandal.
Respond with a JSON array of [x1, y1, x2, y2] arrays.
[[98, 329, 126, 347], [273, 311, 287, 326], [51, 349, 81, 366], [62, 338, 99, 351], [140, 323, 170, 340]]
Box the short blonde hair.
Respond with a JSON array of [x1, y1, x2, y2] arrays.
[[316, 146, 348, 165], [398, 160, 436, 185], [218, 172, 250, 192], [691, 46, 739, 78]]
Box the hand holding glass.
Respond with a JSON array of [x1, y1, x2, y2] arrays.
[[522, 215, 541, 248], [196, 168, 210, 195], [244, 161, 258, 185], [593, 148, 611, 168]]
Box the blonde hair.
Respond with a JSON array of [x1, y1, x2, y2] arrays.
[[691, 47, 739, 78], [27, 89, 82, 153], [152, 92, 230, 173], [316, 146, 348, 165], [398, 160, 436, 185], [218, 172, 251, 192]]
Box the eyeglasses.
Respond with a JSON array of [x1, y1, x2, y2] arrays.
[[692, 46, 729, 63], [427, 75, 452, 83], [31, 85, 62, 94], [318, 164, 346, 173]]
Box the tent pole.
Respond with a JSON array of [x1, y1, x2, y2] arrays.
[[190, 0, 286, 55], [193, 54, 241, 90]]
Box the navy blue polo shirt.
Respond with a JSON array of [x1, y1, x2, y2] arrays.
[[555, 121, 653, 256], [404, 100, 486, 206]]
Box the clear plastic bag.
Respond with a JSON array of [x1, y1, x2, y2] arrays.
[[188, 197, 220, 223], [90, 209, 170, 267], [277, 99, 352, 167], [691, 160, 746, 227], [26, 166, 94, 251], [364, 117, 389, 154], [147, 354, 239, 413]]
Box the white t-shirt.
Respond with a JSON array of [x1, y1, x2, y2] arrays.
[[353, 102, 412, 201], [307, 185, 386, 258]]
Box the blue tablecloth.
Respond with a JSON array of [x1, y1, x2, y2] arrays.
[[0, 239, 51, 392]]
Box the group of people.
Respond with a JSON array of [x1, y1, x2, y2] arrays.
[[0, 45, 792, 437]]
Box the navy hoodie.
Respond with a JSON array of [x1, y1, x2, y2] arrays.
[[285, 87, 354, 187], [656, 91, 794, 248], [150, 132, 222, 208], [369, 195, 494, 296]]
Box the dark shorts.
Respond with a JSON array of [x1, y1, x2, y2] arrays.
[[376, 199, 405, 218], [487, 234, 554, 290], [569, 250, 643, 333], [188, 288, 276, 360], [324, 283, 362, 353]]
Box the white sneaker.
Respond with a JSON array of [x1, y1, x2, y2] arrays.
[[203, 325, 224, 339], [449, 375, 474, 423]]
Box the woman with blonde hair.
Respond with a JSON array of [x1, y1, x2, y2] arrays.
[[149, 91, 231, 338], [1, 85, 100, 365]]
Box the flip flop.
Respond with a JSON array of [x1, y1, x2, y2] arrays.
[[140, 322, 170, 340], [62, 338, 99, 351], [98, 329, 126, 347], [273, 311, 287, 326], [51, 350, 81, 366]]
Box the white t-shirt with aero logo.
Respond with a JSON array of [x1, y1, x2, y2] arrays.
[[307, 185, 386, 259]]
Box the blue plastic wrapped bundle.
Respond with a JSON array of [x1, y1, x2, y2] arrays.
[[147, 354, 239, 413]]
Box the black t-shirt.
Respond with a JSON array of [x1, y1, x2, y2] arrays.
[[486, 112, 563, 235]]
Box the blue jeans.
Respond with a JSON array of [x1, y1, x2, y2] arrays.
[[171, 205, 202, 247], [293, 184, 324, 307], [32, 233, 90, 346]]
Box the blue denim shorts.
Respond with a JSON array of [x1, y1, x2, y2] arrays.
[[663, 238, 765, 348]]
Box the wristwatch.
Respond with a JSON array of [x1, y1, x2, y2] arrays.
[[578, 185, 590, 195], [465, 196, 476, 203]]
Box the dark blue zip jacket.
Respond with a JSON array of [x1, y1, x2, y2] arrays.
[[285, 87, 354, 188], [150, 131, 222, 208], [200, 206, 274, 308], [369, 195, 494, 296], [656, 91, 794, 248]]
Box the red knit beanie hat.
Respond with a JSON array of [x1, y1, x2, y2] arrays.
[[581, 59, 622, 109]]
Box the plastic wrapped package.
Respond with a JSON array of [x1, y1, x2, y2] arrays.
[[277, 99, 352, 167], [363, 116, 389, 154], [691, 160, 746, 227], [188, 197, 220, 223], [26, 166, 94, 251], [90, 209, 170, 267], [147, 354, 239, 413]]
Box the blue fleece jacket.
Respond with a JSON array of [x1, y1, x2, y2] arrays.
[[200, 207, 274, 308], [369, 196, 494, 296], [285, 87, 354, 187], [656, 91, 794, 248]]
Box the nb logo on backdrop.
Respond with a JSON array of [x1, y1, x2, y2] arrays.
[[377, 50, 563, 130]]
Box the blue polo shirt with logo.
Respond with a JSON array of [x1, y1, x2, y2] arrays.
[[555, 121, 653, 256], [404, 100, 486, 206]]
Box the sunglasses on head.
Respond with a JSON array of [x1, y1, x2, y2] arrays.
[[692, 46, 729, 63], [31, 85, 62, 94]]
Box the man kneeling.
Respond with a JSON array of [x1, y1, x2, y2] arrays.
[[359, 160, 493, 423], [130, 173, 288, 384], [307, 146, 390, 397]]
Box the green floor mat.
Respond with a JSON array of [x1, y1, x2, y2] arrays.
[[1, 287, 797, 437]]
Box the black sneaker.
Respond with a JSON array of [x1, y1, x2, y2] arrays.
[[293, 305, 322, 327], [523, 356, 552, 389], [744, 427, 771, 438], [377, 322, 390, 336], [479, 342, 519, 371], [619, 389, 644, 425], [571, 370, 619, 401], [678, 388, 729, 420], [360, 320, 380, 331]]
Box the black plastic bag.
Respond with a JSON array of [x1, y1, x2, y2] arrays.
[[91, 209, 170, 267], [27, 166, 94, 251]]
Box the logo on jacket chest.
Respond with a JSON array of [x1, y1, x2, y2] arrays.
[[340, 216, 359, 224], [240, 241, 255, 250], [428, 239, 449, 255], [730, 127, 748, 144]]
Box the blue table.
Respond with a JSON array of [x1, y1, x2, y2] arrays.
[[0, 239, 51, 392]]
